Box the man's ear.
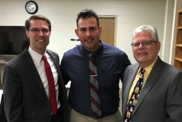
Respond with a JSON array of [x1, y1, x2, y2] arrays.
[[75, 29, 78, 36], [25, 29, 29, 38], [156, 41, 161, 53], [99, 26, 102, 33]]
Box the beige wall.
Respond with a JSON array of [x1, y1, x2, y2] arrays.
[[0, 0, 166, 64], [0, 0, 169, 88], [162, 0, 174, 63]]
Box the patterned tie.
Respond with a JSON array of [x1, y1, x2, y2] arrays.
[[89, 53, 101, 119], [124, 68, 145, 122], [42, 55, 57, 115]]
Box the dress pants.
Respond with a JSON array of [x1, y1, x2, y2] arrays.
[[51, 114, 56, 122], [70, 109, 122, 122]]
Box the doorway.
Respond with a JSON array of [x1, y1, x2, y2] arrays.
[[99, 17, 115, 46]]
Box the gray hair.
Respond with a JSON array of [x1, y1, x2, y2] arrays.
[[132, 25, 159, 42]]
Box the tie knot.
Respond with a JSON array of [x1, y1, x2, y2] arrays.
[[89, 53, 94, 57], [89, 53, 94, 60], [140, 68, 145, 74], [42, 55, 47, 62]]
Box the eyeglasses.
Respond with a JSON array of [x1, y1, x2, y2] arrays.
[[131, 41, 157, 48], [28, 28, 49, 34]]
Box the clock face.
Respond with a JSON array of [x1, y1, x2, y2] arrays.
[[25, 1, 38, 14]]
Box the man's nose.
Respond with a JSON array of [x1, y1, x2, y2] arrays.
[[86, 30, 91, 37], [37, 30, 44, 36], [138, 43, 144, 49]]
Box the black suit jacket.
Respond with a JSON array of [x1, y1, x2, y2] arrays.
[[3, 48, 68, 122]]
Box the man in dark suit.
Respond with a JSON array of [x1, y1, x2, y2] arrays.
[[3, 15, 68, 122], [121, 25, 182, 122]]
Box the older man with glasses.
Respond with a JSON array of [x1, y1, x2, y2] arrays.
[[121, 25, 182, 122]]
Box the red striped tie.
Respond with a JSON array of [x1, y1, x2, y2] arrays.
[[42, 55, 57, 115], [89, 53, 101, 119]]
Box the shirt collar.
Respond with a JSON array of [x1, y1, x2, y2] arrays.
[[80, 40, 103, 56], [138, 56, 158, 75], [28, 46, 48, 66]]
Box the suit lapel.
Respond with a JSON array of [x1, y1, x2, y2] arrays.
[[22, 49, 48, 97], [46, 50, 66, 102], [46, 50, 60, 76], [122, 64, 139, 116], [132, 57, 162, 115]]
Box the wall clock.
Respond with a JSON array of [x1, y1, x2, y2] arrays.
[[25, 1, 38, 14]]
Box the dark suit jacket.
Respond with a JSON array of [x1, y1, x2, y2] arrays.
[[122, 57, 182, 122], [3, 48, 68, 122]]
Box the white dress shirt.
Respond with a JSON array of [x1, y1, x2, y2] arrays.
[[28, 47, 60, 109]]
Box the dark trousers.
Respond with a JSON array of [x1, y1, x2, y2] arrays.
[[0, 95, 7, 122], [51, 107, 63, 122], [51, 114, 56, 122]]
